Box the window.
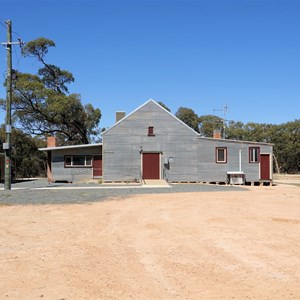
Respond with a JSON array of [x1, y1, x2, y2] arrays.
[[216, 147, 227, 163], [148, 126, 155, 136], [64, 155, 92, 167], [249, 147, 260, 163]]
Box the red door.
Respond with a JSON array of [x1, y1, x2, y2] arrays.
[[47, 151, 52, 182], [93, 155, 102, 177], [260, 154, 270, 180], [143, 153, 160, 179]]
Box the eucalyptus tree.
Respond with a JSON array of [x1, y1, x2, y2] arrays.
[[0, 37, 101, 145], [198, 115, 224, 137], [175, 107, 200, 132], [158, 101, 171, 112], [0, 127, 46, 178]]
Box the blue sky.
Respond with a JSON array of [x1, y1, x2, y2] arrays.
[[0, 0, 299, 130]]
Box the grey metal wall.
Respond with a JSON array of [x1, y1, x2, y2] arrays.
[[196, 138, 272, 182], [51, 146, 102, 182], [103, 101, 273, 183], [103, 101, 199, 182]]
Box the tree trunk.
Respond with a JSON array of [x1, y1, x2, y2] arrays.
[[273, 153, 280, 174]]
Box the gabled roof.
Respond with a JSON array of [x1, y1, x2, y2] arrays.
[[103, 99, 200, 136]]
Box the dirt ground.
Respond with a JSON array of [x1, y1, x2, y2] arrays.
[[1, 177, 299, 299]]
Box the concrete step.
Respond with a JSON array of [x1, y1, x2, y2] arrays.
[[143, 179, 170, 186]]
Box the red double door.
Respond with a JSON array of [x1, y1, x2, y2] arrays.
[[142, 153, 160, 180]]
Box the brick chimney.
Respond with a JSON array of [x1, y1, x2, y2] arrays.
[[47, 136, 58, 147], [213, 130, 221, 139], [116, 111, 126, 123]]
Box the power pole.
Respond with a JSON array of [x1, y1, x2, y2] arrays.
[[3, 20, 12, 190], [1, 20, 24, 190]]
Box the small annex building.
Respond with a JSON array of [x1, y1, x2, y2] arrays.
[[39, 137, 102, 183], [40, 99, 273, 185]]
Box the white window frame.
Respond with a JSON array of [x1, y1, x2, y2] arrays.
[[216, 147, 227, 163], [249, 147, 260, 163], [64, 155, 92, 167]]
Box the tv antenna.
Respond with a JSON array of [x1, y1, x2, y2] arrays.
[[213, 104, 228, 139]]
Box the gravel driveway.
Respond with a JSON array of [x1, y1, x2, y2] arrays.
[[0, 178, 245, 205]]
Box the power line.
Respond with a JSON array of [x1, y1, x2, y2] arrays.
[[13, 44, 23, 71], [12, 29, 21, 38], [0, 20, 7, 30]]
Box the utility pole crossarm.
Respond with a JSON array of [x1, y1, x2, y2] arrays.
[[1, 42, 24, 45]]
